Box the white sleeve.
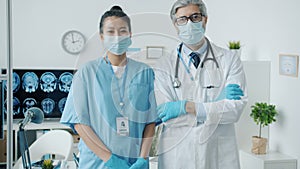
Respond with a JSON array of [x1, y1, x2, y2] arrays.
[[196, 103, 206, 123], [203, 52, 248, 125]]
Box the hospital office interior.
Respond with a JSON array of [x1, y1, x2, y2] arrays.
[[1, 0, 300, 169]]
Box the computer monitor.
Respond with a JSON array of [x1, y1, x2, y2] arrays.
[[3, 69, 75, 120]]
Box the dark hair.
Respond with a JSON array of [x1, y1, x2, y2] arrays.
[[99, 5, 131, 33]]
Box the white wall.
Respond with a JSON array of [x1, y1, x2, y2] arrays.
[[1, 0, 300, 167], [8, 0, 177, 68], [205, 0, 300, 167], [236, 61, 270, 151]]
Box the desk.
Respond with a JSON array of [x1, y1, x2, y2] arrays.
[[240, 150, 297, 169], [63, 160, 77, 169], [53, 160, 77, 169], [14, 160, 77, 169], [4, 121, 158, 169], [2, 120, 72, 162]]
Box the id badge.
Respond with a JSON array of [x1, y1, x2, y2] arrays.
[[116, 117, 129, 136]]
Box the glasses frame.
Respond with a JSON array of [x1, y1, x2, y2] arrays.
[[175, 13, 204, 26]]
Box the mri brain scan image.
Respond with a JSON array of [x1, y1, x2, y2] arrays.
[[10, 69, 73, 119], [22, 98, 37, 114], [22, 72, 39, 93], [40, 72, 57, 93], [41, 98, 55, 114], [4, 72, 21, 93], [4, 97, 21, 115], [58, 72, 73, 93], [58, 97, 67, 113]]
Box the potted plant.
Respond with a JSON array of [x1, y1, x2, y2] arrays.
[[250, 102, 278, 154], [228, 41, 242, 57], [42, 159, 54, 169], [228, 41, 241, 50]]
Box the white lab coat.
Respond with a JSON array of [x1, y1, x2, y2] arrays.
[[154, 41, 248, 169]]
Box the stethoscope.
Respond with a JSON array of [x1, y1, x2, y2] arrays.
[[173, 37, 220, 88]]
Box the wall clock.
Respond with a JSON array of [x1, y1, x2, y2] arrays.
[[61, 30, 86, 55]]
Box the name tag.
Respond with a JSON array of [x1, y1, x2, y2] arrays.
[[116, 117, 129, 136]]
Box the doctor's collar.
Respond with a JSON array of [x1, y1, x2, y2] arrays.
[[182, 39, 207, 56]]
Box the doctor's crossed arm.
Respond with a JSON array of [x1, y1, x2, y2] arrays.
[[156, 84, 244, 123]]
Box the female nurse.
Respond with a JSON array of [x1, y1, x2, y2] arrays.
[[60, 6, 157, 169]]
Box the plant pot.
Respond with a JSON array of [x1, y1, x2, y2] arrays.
[[230, 49, 242, 57], [251, 136, 267, 154]]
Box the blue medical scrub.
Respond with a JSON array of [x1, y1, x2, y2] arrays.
[[60, 58, 157, 169]]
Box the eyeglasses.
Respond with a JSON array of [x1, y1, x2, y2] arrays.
[[175, 13, 204, 26]]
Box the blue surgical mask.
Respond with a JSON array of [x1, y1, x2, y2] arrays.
[[103, 35, 132, 55], [178, 21, 205, 45]]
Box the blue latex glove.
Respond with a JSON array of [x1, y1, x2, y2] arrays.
[[216, 84, 244, 101], [104, 154, 131, 169], [129, 158, 148, 169], [157, 100, 187, 122]]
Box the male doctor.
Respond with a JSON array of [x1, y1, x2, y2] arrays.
[[154, 0, 248, 169]]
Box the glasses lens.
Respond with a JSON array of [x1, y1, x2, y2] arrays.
[[176, 17, 188, 26], [190, 13, 202, 23]]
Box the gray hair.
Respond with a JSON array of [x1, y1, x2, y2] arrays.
[[170, 0, 207, 22]]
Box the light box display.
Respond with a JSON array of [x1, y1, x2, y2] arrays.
[[2, 69, 75, 120]]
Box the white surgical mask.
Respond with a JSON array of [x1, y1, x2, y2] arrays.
[[103, 35, 132, 55], [178, 21, 205, 45]]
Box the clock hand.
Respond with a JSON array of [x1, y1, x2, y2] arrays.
[[71, 33, 75, 43]]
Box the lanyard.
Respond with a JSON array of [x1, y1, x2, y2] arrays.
[[176, 46, 194, 81], [105, 56, 128, 109]]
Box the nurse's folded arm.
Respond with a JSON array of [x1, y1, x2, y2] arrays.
[[74, 123, 111, 162], [139, 123, 155, 158]]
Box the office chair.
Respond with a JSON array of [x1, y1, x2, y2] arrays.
[[13, 129, 74, 169]]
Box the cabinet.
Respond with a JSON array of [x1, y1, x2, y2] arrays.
[[240, 150, 297, 169], [1, 120, 78, 164]]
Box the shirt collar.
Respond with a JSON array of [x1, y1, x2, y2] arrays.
[[182, 39, 208, 57]]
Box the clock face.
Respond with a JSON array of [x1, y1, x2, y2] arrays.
[[61, 30, 86, 55]]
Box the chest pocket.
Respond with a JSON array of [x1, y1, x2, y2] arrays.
[[128, 83, 150, 112]]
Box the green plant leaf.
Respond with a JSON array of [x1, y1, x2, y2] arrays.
[[228, 41, 241, 49], [250, 102, 278, 137]]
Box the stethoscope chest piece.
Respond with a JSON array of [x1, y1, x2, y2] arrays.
[[173, 78, 181, 88]]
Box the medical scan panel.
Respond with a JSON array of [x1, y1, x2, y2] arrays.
[[22, 98, 37, 114], [41, 98, 55, 114], [6, 69, 75, 120], [58, 97, 67, 113], [40, 72, 57, 93], [4, 72, 21, 93], [58, 72, 73, 93], [4, 97, 21, 115], [22, 72, 39, 93]]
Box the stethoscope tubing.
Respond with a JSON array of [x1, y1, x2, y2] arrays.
[[173, 37, 219, 88]]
